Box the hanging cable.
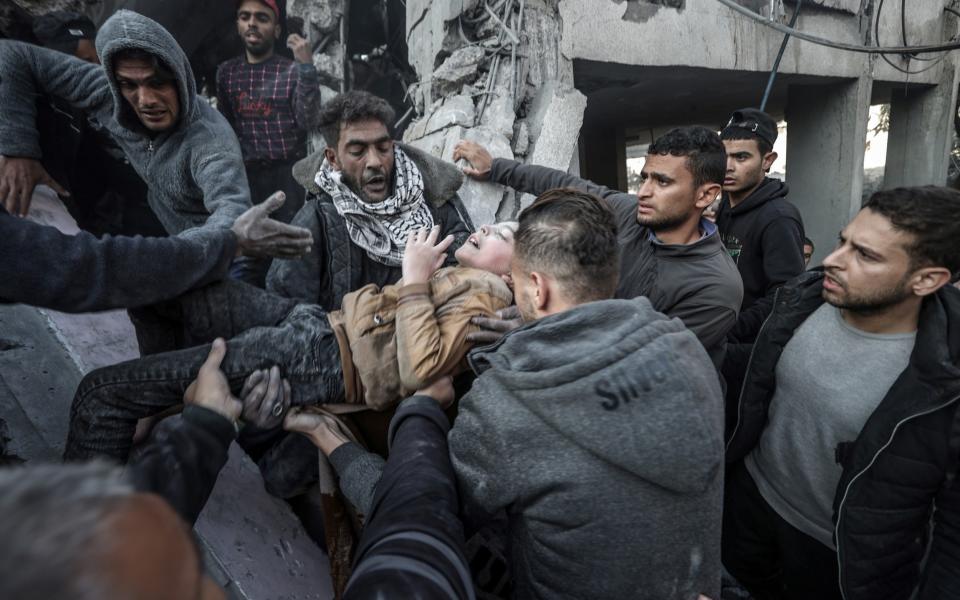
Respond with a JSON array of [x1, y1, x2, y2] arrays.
[[760, 0, 802, 111], [713, 0, 960, 54], [874, 0, 949, 74]]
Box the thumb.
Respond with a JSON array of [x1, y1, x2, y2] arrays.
[[461, 166, 480, 177], [202, 338, 227, 371], [41, 172, 70, 197], [260, 191, 286, 215]]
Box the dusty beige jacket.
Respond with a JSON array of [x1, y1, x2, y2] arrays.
[[328, 267, 513, 410]]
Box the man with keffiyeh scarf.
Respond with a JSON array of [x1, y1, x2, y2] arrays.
[[264, 90, 473, 313]]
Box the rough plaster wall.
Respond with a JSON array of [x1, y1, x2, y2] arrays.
[[404, 0, 587, 225]]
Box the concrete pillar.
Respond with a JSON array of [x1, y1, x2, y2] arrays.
[[883, 62, 960, 189], [785, 76, 872, 266]]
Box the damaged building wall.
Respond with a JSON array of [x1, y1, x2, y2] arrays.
[[403, 0, 586, 224]]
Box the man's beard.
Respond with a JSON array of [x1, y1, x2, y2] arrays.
[[244, 33, 272, 56], [638, 210, 690, 234], [823, 272, 913, 315], [341, 170, 392, 204]]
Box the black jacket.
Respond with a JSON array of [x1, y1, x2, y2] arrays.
[[129, 405, 237, 525], [716, 178, 805, 341], [267, 144, 473, 309], [0, 206, 236, 313], [726, 272, 960, 600]]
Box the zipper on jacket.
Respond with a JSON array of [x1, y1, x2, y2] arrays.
[[834, 392, 960, 600], [148, 140, 155, 153], [725, 287, 781, 453]]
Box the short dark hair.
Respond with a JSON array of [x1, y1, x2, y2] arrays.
[[803, 236, 814, 249], [863, 186, 960, 277], [112, 48, 176, 83], [720, 128, 773, 156], [318, 91, 395, 148], [515, 189, 620, 304], [647, 126, 726, 188]]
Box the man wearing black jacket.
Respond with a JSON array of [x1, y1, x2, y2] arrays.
[[723, 187, 960, 600], [717, 108, 805, 342]]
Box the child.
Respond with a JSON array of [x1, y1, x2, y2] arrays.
[[65, 223, 517, 462]]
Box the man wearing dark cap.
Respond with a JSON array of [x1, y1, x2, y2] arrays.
[[217, 0, 322, 285], [31, 11, 98, 63], [718, 108, 805, 343]]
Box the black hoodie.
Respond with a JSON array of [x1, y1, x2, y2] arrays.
[[716, 177, 805, 339]]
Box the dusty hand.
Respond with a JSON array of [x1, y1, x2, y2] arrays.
[[239, 366, 291, 429], [287, 34, 312, 64], [466, 304, 522, 344], [452, 140, 493, 181], [183, 338, 242, 422], [402, 225, 454, 284], [0, 156, 69, 217], [284, 408, 351, 456], [232, 191, 314, 259], [416, 375, 455, 409]]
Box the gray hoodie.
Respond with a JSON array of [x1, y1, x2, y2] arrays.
[[449, 297, 725, 600], [0, 10, 249, 239]]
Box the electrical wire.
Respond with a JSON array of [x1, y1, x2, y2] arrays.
[[760, 0, 802, 111], [713, 0, 960, 54], [874, 0, 949, 74]]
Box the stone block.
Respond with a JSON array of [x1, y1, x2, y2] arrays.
[[455, 126, 514, 227], [522, 84, 587, 208], [479, 93, 515, 141], [432, 46, 486, 96], [512, 120, 530, 156], [425, 94, 477, 135]]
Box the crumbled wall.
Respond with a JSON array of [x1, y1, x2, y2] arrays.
[[404, 0, 587, 224]]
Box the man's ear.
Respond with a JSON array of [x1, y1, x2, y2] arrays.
[[324, 147, 339, 170], [762, 151, 778, 173], [695, 183, 722, 210], [910, 266, 952, 298], [530, 271, 550, 312]]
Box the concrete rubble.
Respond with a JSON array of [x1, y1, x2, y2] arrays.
[[404, 0, 587, 224]]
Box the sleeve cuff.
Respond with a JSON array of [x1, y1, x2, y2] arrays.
[[397, 282, 431, 300], [328, 441, 367, 475], [387, 395, 451, 449], [182, 405, 238, 446]]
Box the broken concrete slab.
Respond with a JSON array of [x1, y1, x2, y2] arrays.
[[456, 126, 514, 226], [524, 83, 587, 208], [432, 45, 486, 96], [479, 93, 515, 141], [425, 94, 477, 135]]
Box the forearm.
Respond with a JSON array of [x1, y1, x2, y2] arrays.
[[128, 405, 236, 525], [0, 41, 108, 158], [0, 209, 237, 312], [327, 442, 385, 516], [293, 63, 321, 131], [395, 284, 446, 390], [193, 152, 253, 232], [489, 158, 626, 202]]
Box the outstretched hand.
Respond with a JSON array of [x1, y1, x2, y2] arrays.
[[0, 156, 69, 217], [452, 140, 493, 181], [402, 225, 454, 285], [232, 191, 314, 259], [184, 338, 242, 422], [466, 304, 522, 344]]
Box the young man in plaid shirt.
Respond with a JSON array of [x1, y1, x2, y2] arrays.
[[217, 0, 322, 284]]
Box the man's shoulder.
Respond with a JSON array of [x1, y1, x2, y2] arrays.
[[217, 56, 247, 75]]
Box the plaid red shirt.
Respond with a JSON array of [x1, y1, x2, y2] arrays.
[[216, 54, 320, 162]]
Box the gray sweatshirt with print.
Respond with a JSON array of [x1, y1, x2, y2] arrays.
[[0, 10, 250, 240], [449, 297, 725, 600]]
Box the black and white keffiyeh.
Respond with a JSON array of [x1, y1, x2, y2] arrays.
[[315, 147, 434, 266]]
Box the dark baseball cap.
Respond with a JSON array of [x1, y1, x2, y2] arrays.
[[32, 11, 96, 54], [722, 108, 778, 148]]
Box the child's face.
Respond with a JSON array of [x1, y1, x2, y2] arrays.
[[455, 223, 517, 275]]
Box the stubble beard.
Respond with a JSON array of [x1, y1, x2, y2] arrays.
[[823, 274, 913, 315]]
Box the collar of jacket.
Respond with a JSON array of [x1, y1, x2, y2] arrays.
[[647, 218, 725, 260], [292, 142, 465, 208]]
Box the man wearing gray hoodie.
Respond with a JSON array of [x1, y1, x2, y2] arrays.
[[448, 189, 725, 600], [0, 10, 310, 259]]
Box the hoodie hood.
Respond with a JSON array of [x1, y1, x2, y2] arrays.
[[292, 142, 464, 208], [469, 297, 725, 494], [726, 176, 789, 215], [96, 10, 198, 133]]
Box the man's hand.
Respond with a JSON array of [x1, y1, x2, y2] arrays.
[[239, 366, 290, 429], [416, 375, 455, 409], [466, 305, 522, 344], [284, 408, 351, 456], [402, 225, 454, 285], [452, 140, 493, 181], [287, 34, 312, 64], [232, 191, 314, 259], [0, 156, 69, 217], [183, 338, 242, 422]]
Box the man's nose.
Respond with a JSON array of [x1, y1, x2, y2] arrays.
[[366, 149, 383, 170], [637, 179, 652, 199], [138, 87, 158, 107], [726, 157, 735, 172]]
